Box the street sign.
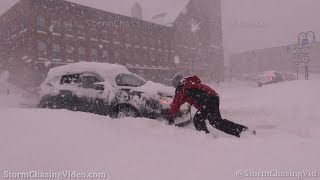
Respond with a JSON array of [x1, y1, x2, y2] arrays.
[[301, 47, 309, 54], [302, 56, 310, 63], [302, 39, 309, 45]]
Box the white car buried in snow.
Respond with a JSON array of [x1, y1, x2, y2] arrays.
[[38, 62, 192, 126]]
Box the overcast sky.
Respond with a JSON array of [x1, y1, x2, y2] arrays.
[[1, 0, 319, 57]]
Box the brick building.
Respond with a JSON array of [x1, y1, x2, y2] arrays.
[[230, 42, 320, 76], [0, 0, 224, 88]]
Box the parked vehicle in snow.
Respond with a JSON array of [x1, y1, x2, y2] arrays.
[[38, 62, 192, 126], [256, 71, 284, 87]]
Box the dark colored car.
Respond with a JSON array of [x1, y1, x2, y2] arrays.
[[38, 62, 192, 126]]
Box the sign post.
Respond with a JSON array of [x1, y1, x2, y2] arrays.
[[296, 65, 299, 80], [305, 62, 309, 80], [294, 31, 315, 80]]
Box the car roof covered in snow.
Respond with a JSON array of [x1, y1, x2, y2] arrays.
[[47, 62, 130, 81]]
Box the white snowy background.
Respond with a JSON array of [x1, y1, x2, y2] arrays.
[[1, 72, 319, 180]]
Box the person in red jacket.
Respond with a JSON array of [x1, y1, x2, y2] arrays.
[[169, 73, 255, 138]]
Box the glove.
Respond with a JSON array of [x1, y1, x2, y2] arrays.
[[168, 117, 175, 125]]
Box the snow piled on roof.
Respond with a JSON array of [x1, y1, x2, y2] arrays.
[[47, 62, 130, 80]]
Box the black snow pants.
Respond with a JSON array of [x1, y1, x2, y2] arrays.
[[193, 96, 247, 138]]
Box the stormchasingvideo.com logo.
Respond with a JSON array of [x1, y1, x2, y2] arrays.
[[236, 170, 319, 179], [3, 171, 107, 179]]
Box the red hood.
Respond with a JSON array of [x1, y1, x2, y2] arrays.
[[185, 75, 201, 85]]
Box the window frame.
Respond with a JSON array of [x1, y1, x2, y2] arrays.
[[37, 15, 46, 29], [37, 40, 47, 57], [90, 48, 98, 62], [52, 43, 61, 59]]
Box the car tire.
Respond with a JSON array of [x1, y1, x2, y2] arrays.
[[257, 82, 263, 87], [116, 105, 138, 118], [39, 100, 59, 109]]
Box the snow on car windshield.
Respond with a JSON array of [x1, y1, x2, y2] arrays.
[[115, 73, 146, 87]]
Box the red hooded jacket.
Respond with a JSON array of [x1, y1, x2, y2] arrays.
[[169, 75, 219, 119]]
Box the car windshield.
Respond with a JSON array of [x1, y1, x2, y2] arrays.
[[115, 73, 146, 87]]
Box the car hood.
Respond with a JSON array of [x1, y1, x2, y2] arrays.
[[129, 81, 175, 97]]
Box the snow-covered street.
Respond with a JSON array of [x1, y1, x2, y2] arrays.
[[1, 78, 319, 180]]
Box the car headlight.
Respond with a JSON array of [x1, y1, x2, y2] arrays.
[[159, 98, 168, 106]]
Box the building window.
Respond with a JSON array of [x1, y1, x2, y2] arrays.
[[164, 52, 169, 63], [142, 36, 147, 46], [37, 16, 46, 29], [113, 30, 119, 42], [133, 35, 139, 45], [79, 46, 86, 61], [90, 48, 98, 61], [149, 39, 155, 48], [102, 49, 109, 62], [114, 49, 120, 60], [134, 50, 139, 60], [52, 43, 61, 59], [78, 26, 86, 37], [124, 33, 131, 44], [53, 43, 61, 52], [163, 40, 168, 50], [102, 30, 109, 41], [124, 50, 131, 60], [66, 44, 75, 54], [168, 40, 173, 49], [90, 28, 98, 40], [66, 44, 75, 61], [143, 51, 148, 61], [150, 51, 155, 62], [37, 40, 47, 57], [65, 22, 73, 35], [51, 20, 62, 34], [157, 39, 162, 48]]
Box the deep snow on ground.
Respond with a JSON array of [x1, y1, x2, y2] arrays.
[[1, 77, 320, 180]]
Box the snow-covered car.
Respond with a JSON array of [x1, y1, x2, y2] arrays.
[[38, 62, 192, 126], [256, 71, 284, 87]]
